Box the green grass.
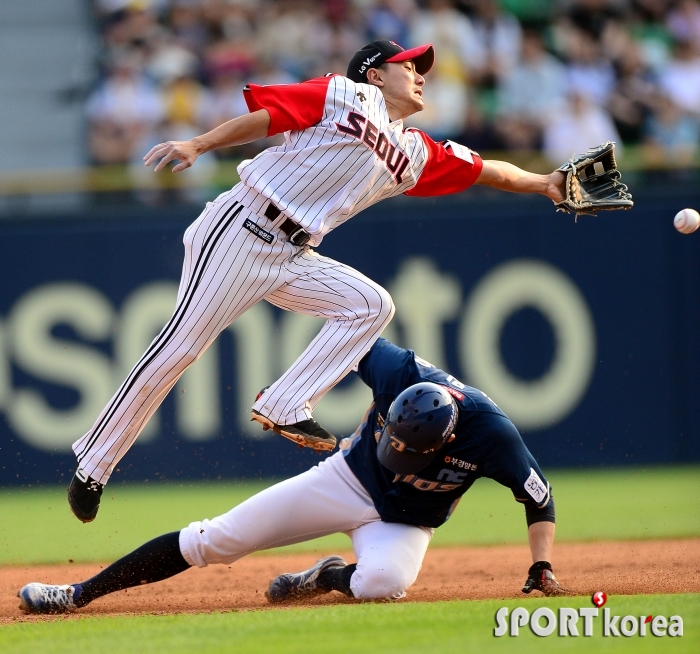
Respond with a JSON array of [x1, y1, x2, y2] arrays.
[[1, 594, 697, 653], [0, 465, 698, 565]]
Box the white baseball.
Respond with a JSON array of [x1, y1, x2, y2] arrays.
[[674, 208, 700, 234]]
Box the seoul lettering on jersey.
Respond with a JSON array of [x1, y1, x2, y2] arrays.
[[240, 75, 483, 246], [336, 111, 410, 183]]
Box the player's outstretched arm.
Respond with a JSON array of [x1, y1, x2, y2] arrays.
[[475, 159, 566, 204], [143, 109, 271, 173]]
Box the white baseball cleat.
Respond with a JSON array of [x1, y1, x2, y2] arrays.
[[18, 583, 78, 614]]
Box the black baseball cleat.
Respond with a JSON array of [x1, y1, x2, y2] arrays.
[[67, 468, 104, 523], [266, 556, 348, 602], [251, 387, 336, 452], [522, 562, 573, 597], [251, 410, 337, 452]]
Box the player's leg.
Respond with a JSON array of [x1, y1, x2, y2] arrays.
[[348, 521, 432, 599], [266, 520, 432, 601], [20, 453, 376, 613], [179, 452, 378, 567], [18, 531, 190, 613], [69, 188, 294, 518], [254, 249, 394, 434]]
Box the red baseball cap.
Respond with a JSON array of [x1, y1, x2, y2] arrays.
[[347, 40, 435, 83]]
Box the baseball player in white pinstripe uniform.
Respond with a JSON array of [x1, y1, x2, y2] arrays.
[[68, 40, 567, 523]]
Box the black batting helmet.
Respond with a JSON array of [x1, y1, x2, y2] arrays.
[[377, 382, 458, 475]]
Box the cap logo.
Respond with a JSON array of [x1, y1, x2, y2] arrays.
[[358, 51, 382, 74], [389, 435, 406, 452], [389, 41, 403, 49]]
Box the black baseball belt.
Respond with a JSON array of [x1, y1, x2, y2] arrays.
[[264, 202, 311, 247]]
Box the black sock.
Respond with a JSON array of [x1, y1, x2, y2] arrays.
[[72, 531, 190, 607], [317, 563, 356, 597]]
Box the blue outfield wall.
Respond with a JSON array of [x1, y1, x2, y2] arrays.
[[0, 182, 698, 485]]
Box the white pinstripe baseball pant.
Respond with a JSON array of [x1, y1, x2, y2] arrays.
[[72, 183, 394, 484]]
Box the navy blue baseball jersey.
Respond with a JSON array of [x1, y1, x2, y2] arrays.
[[342, 338, 551, 528]]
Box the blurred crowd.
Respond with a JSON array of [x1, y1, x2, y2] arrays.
[[87, 0, 700, 173]]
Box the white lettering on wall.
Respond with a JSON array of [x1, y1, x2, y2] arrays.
[[0, 257, 596, 452]]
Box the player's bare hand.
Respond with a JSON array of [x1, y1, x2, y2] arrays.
[[143, 140, 200, 173], [545, 170, 566, 204]]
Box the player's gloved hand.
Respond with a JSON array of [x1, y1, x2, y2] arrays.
[[553, 141, 633, 217], [522, 561, 571, 597]]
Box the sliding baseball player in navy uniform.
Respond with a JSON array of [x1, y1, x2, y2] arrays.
[[21, 338, 568, 614], [68, 39, 568, 523]]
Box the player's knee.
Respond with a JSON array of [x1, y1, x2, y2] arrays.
[[172, 339, 207, 369], [350, 562, 410, 600], [179, 518, 248, 568], [372, 286, 395, 325]]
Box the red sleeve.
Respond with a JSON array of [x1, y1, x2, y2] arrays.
[[404, 131, 483, 197], [243, 76, 335, 137]]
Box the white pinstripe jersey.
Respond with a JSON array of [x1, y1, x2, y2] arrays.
[[241, 74, 482, 246]]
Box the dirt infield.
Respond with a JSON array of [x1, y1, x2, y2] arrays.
[[2, 539, 699, 623]]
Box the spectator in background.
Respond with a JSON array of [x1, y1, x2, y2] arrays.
[[365, 0, 416, 44], [198, 43, 260, 156], [467, 0, 523, 86], [658, 38, 700, 117], [565, 28, 616, 106], [454, 102, 504, 152], [405, 0, 474, 139], [607, 43, 658, 144], [218, 0, 258, 44], [86, 50, 163, 164], [83, 0, 700, 175], [666, 0, 700, 51], [644, 93, 700, 166], [250, 55, 298, 87], [408, 0, 477, 74], [258, 0, 325, 79], [168, 0, 209, 54], [566, 0, 619, 41], [626, 0, 674, 73], [631, 0, 673, 23], [315, 0, 365, 65], [146, 32, 200, 85], [95, 0, 168, 15], [543, 90, 621, 164], [99, 5, 160, 51], [199, 67, 246, 135], [161, 73, 208, 131], [495, 29, 567, 150]]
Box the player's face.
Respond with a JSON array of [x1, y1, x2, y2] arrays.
[[373, 61, 425, 120]]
